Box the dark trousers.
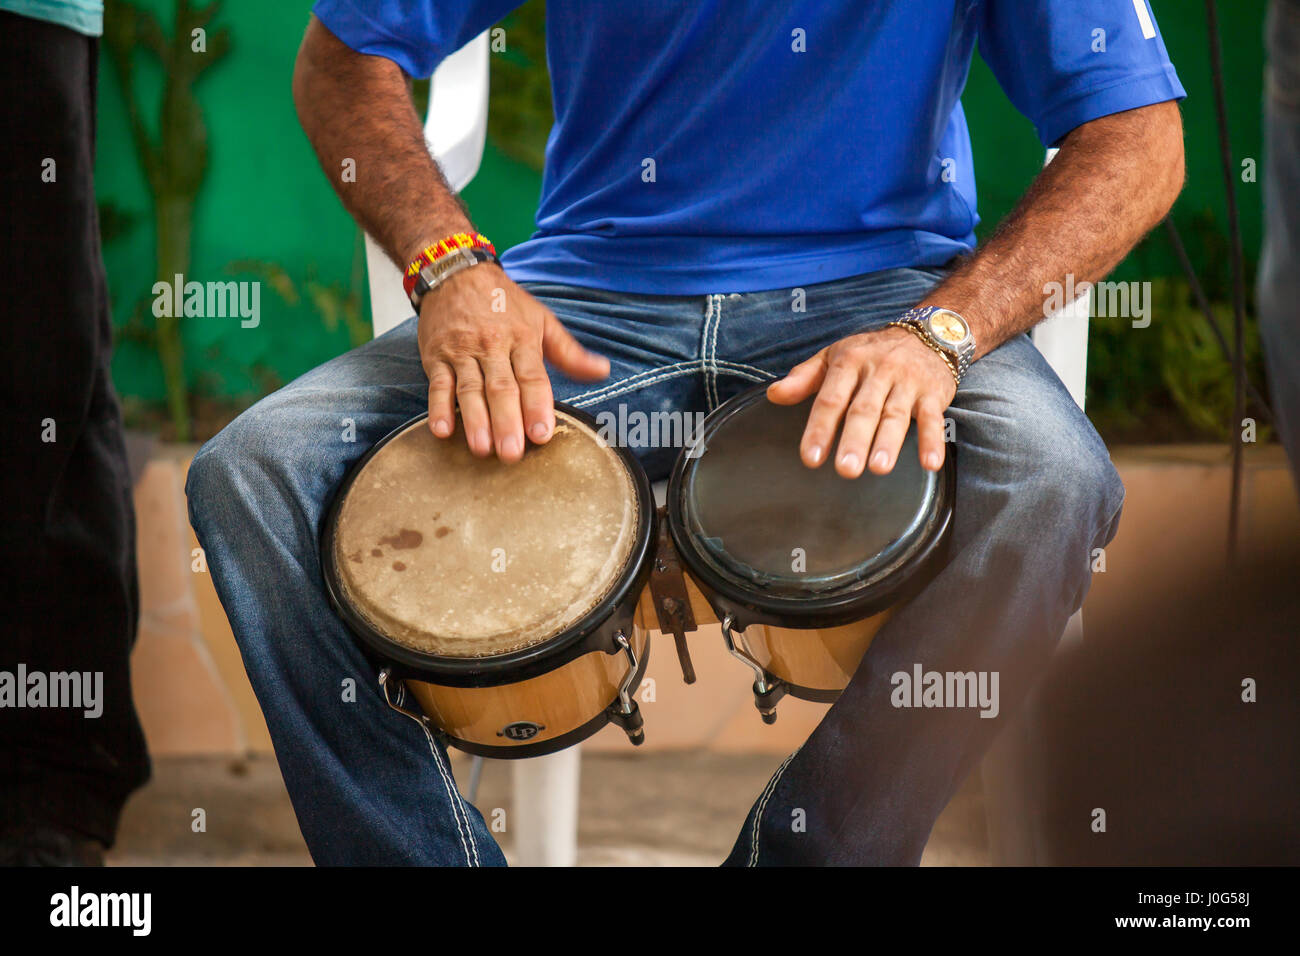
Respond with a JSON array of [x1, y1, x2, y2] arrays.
[[1260, 0, 1300, 491], [0, 11, 149, 845]]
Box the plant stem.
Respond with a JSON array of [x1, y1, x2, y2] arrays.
[[156, 194, 192, 441]]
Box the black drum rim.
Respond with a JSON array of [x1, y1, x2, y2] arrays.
[[319, 404, 656, 688], [666, 384, 956, 628]]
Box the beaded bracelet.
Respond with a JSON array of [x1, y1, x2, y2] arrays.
[[403, 232, 498, 309]]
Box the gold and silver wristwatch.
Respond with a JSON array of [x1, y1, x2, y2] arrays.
[[888, 306, 976, 386]]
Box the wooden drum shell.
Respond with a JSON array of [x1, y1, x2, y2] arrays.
[[740, 614, 888, 697], [405, 552, 884, 756], [402, 623, 649, 755], [635, 574, 885, 699]]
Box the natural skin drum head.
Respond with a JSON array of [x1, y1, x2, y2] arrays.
[[333, 412, 639, 659]]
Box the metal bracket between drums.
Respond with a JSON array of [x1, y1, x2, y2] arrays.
[[649, 510, 698, 684], [720, 616, 788, 725], [608, 631, 645, 746]]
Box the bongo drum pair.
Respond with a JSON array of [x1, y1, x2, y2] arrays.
[[321, 386, 954, 758]]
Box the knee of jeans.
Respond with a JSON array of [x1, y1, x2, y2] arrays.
[[185, 403, 289, 526], [1081, 453, 1126, 547], [1008, 419, 1125, 544]]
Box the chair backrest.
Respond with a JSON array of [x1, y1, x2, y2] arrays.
[[367, 32, 491, 338]]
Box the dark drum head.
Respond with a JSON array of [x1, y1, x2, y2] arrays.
[[667, 386, 954, 627]]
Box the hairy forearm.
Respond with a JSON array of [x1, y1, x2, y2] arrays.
[[292, 15, 473, 268], [921, 100, 1185, 359]]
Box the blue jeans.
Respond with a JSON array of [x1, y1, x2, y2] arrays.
[[186, 266, 1124, 866], [1260, 0, 1300, 490]]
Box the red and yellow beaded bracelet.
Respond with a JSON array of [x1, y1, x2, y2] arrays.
[[402, 232, 498, 307]]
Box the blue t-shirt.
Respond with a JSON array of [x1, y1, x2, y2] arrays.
[[313, 0, 1185, 294]]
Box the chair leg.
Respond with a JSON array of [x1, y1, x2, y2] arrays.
[[466, 755, 485, 805], [511, 745, 582, 867]]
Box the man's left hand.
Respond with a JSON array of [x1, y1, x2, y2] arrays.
[[768, 326, 956, 477]]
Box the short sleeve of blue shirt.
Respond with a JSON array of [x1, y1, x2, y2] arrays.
[[311, 0, 520, 78], [978, 0, 1186, 147]]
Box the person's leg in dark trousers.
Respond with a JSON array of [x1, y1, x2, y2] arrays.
[[0, 11, 150, 861], [1259, 0, 1300, 491]]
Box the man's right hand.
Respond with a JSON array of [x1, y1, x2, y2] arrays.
[[418, 263, 610, 463], [291, 18, 608, 463]]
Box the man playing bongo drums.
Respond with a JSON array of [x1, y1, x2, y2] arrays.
[[187, 0, 1185, 865]]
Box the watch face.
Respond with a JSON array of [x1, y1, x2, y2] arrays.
[[927, 310, 968, 345]]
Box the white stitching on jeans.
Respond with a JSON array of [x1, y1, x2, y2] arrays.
[[569, 365, 768, 408], [749, 751, 796, 867], [570, 366, 700, 408], [422, 723, 481, 866], [714, 361, 773, 383], [699, 295, 717, 409], [714, 368, 765, 386], [564, 299, 777, 410], [567, 360, 697, 405], [396, 683, 476, 866], [708, 294, 724, 409], [717, 360, 776, 380], [419, 720, 479, 866], [409, 679, 481, 866]]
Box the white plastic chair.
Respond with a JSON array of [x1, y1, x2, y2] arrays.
[[367, 34, 490, 337], [365, 31, 581, 868], [367, 38, 1091, 865]]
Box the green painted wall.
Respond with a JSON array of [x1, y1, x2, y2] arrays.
[[96, 0, 1268, 414], [963, 0, 1266, 290]]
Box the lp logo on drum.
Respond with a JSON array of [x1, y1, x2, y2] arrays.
[[499, 721, 546, 741]]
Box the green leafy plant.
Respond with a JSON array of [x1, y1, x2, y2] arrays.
[[1086, 276, 1270, 444], [103, 0, 231, 441], [1154, 280, 1269, 442], [230, 230, 372, 353]]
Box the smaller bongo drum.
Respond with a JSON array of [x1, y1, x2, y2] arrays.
[[321, 409, 655, 758], [663, 387, 955, 721]]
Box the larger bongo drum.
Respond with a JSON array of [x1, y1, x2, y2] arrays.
[[663, 386, 955, 721], [321, 408, 655, 758]]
